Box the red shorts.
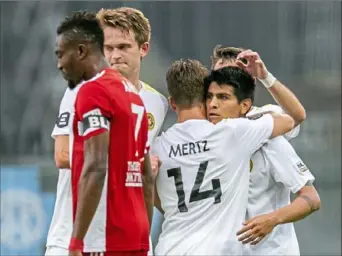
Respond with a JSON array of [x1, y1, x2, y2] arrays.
[[83, 252, 147, 256]]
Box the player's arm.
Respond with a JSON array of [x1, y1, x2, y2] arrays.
[[154, 185, 164, 214], [52, 88, 74, 169], [237, 183, 320, 245], [72, 132, 109, 240], [272, 183, 320, 224], [269, 112, 295, 138], [266, 80, 306, 126], [236, 50, 306, 126], [70, 83, 112, 251], [54, 135, 70, 168], [142, 152, 155, 230], [237, 137, 320, 245], [232, 113, 294, 157]]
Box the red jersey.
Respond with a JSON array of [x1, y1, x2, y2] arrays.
[[70, 68, 150, 252]]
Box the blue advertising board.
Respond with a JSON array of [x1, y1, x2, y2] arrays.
[[0, 166, 55, 255]]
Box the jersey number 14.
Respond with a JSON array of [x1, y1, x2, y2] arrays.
[[167, 161, 222, 212]]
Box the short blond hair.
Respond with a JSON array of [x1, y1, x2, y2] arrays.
[[211, 45, 245, 69], [96, 7, 151, 46], [166, 59, 209, 108]]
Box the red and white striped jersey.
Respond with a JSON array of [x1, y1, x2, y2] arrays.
[[70, 68, 150, 252]]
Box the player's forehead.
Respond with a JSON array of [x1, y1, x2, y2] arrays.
[[214, 59, 237, 70], [103, 26, 137, 46], [208, 82, 235, 95], [55, 34, 70, 51]]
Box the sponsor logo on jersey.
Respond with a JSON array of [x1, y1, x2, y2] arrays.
[[125, 161, 143, 187], [78, 108, 110, 136], [147, 113, 155, 131], [296, 161, 308, 174], [56, 112, 70, 128]]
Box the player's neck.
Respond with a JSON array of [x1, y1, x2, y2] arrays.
[[84, 57, 109, 81], [177, 105, 206, 123], [128, 75, 141, 92]]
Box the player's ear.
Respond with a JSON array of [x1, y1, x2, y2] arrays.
[[240, 98, 252, 116], [168, 96, 177, 112], [78, 44, 88, 60], [140, 42, 150, 59]]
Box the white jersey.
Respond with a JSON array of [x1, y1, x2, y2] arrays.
[[244, 106, 315, 256], [46, 81, 167, 252], [139, 81, 168, 141], [151, 115, 274, 255], [46, 87, 79, 249]]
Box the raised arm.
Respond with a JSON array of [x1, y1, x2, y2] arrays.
[[236, 50, 306, 126]]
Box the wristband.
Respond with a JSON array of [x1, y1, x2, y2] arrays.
[[69, 237, 84, 251], [259, 72, 276, 89]]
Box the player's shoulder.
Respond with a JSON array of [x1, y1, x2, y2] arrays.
[[141, 81, 167, 102]]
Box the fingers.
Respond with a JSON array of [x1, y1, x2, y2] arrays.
[[250, 236, 263, 245], [236, 222, 254, 236], [150, 155, 161, 174], [235, 60, 247, 69], [237, 49, 260, 62]]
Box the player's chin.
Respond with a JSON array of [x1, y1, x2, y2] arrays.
[[208, 115, 222, 124]]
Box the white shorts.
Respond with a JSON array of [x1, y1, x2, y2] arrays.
[[45, 246, 69, 256]]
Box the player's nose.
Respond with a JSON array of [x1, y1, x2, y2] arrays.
[[209, 97, 218, 109], [57, 61, 63, 71]]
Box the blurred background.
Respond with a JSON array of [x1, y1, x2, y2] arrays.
[[0, 1, 341, 255]]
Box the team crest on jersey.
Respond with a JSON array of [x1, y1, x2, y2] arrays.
[[147, 113, 155, 130], [296, 161, 308, 174]]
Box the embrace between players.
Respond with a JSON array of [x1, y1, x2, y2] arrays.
[[46, 8, 321, 256]]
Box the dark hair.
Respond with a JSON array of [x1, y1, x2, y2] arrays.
[[211, 45, 246, 69], [57, 11, 104, 53], [204, 66, 255, 103], [166, 59, 209, 108]]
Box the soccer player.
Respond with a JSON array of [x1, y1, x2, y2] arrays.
[[151, 60, 295, 255], [96, 8, 168, 254], [45, 87, 76, 256], [54, 11, 153, 256], [209, 46, 321, 255], [45, 7, 166, 256]]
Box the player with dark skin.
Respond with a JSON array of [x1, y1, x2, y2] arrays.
[[55, 11, 154, 256]]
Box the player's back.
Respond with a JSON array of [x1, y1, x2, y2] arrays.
[[152, 116, 273, 255], [71, 68, 149, 252]]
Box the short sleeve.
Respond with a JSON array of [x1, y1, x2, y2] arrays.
[[225, 114, 274, 156], [247, 104, 300, 140], [265, 136, 315, 193], [76, 82, 113, 140], [51, 88, 75, 139]]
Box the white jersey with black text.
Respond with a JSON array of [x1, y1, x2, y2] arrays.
[[151, 115, 274, 255]]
